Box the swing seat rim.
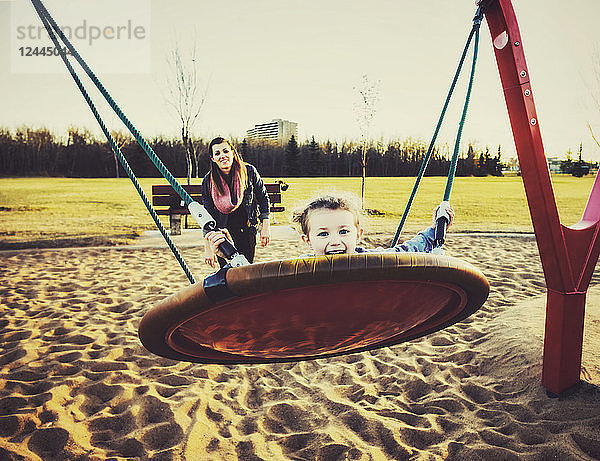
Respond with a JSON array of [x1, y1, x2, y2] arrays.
[[138, 252, 489, 364]]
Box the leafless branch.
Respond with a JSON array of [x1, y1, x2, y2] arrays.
[[164, 36, 210, 182], [353, 74, 381, 207], [588, 122, 600, 150]]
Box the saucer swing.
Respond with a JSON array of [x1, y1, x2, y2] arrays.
[[30, 0, 493, 364], [33, 0, 600, 394]]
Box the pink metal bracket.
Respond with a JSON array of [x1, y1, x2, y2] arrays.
[[482, 0, 600, 394]]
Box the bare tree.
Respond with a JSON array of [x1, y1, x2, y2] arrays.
[[353, 74, 380, 208], [587, 122, 600, 150], [588, 45, 600, 150], [165, 41, 209, 184], [109, 130, 131, 178]]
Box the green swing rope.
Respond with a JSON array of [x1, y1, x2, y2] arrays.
[[33, 0, 482, 273], [391, 7, 483, 247], [444, 11, 482, 202], [31, 0, 196, 284]]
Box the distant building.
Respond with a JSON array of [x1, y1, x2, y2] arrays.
[[501, 157, 520, 175], [246, 118, 298, 145], [546, 156, 562, 173]]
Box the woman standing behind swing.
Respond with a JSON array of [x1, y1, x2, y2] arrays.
[[202, 136, 271, 268]]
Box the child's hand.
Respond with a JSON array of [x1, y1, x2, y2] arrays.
[[432, 203, 455, 227], [204, 228, 233, 265]]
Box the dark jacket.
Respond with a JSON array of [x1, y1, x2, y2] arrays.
[[201, 163, 270, 229]]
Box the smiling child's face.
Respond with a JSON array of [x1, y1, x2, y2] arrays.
[[301, 208, 363, 256]]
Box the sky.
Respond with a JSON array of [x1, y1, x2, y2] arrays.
[[1, 0, 600, 161]]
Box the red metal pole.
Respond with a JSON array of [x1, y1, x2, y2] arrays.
[[542, 291, 586, 392], [481, 0, 600, 394]]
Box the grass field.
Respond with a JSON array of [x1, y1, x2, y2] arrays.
[[0, 175, 596, 249]]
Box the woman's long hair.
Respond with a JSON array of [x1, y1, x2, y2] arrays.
[[208, 137, 248, 196]]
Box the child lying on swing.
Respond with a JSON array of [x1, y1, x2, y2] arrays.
[[205, 191, 454, 257]]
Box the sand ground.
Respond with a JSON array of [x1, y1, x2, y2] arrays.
[[1, 227, 599, 460]]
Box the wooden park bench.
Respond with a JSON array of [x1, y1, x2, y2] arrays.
[[151, 181, 288, 235]]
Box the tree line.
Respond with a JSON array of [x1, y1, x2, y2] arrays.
[[0, 127, 505, 178], [560, 143, 593, 177]]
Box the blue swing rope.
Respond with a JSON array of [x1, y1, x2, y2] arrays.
[[30, 0, 196, 284], [391, 7, 483, 247]]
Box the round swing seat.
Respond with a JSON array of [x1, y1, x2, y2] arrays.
[[138, 252, 489, 364]]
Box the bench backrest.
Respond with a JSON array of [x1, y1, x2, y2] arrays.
[[151, 183, 284, 214]]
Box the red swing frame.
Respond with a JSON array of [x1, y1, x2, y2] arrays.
[[482, 0, 600, 394]]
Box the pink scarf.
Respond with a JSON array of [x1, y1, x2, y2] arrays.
[[211, 171, 244, 214]]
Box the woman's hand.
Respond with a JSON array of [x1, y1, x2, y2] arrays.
[[204, 228, 233, 266], [260, 219, 271, 247], [204, 244, 217, 268]]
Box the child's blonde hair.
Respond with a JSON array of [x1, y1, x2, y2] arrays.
[[292, 191, 364, 235]]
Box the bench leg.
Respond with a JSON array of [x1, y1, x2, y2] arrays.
[[170, 214, 182, 235]]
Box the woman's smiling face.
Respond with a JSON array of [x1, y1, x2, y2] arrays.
[[211, 141, 234, 174], [301, 208, 363, 256]]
